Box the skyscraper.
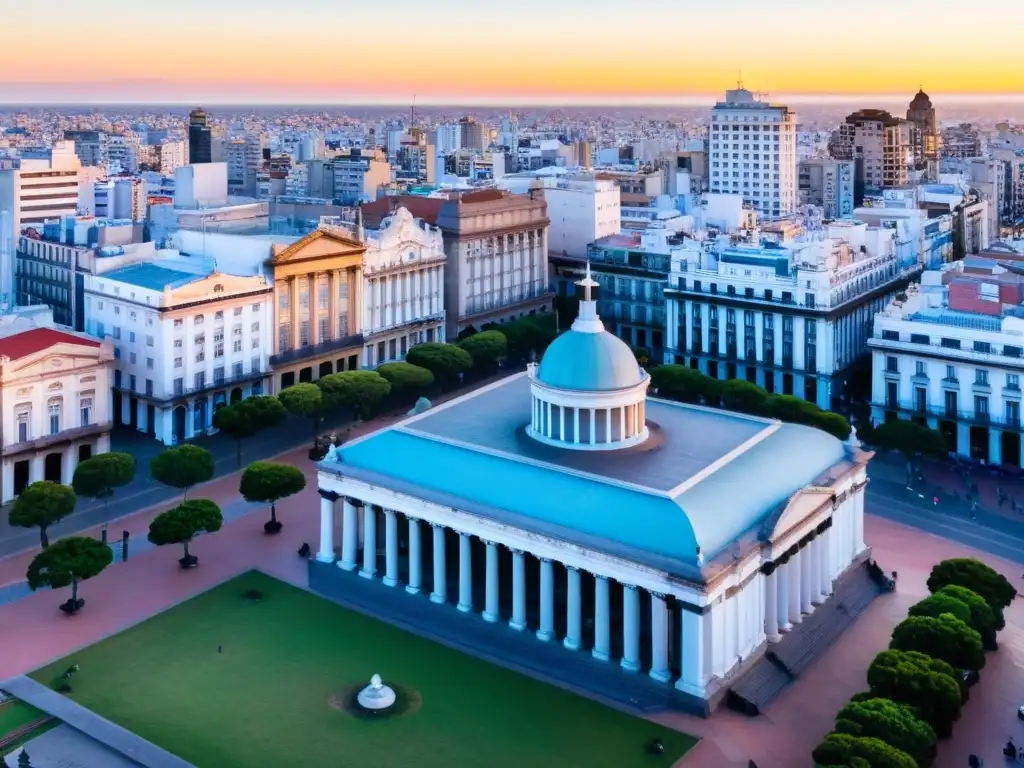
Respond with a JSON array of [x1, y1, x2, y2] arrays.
[[708, 87, 798, 219], [906, 90, 938, 165], [188, 108, 212, 164]]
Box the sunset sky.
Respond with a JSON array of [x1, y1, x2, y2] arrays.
[[2, 0, 1020, 104]]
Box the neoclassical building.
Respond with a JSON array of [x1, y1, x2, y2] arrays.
[[312, 267, 871, 712]]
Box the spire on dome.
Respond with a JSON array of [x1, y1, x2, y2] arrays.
[[571, 262, 604, 333], [576, 261, 599, 303]]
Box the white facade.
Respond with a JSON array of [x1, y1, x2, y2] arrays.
[[347, 208, 447, 367], [869, 270, 1024, 466], [709, 88, 798, 219], [82, 257, 273, 445], [665, 219, 921, 409], [0, 313, 114, 503]]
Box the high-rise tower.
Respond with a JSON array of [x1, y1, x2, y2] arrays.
[[188, 108, 212, 164]]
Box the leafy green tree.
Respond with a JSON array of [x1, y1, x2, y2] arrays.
[[812, 733, 917, 768], [552, 293, 579, 332], [71, 452, 136, 514], [149, 445, 215, 500], [630, 346, 651, 368], [239, 461, 307, 534], [815, 411, 854, 441], [872, 419, 948, 482], [927, 557, 1016, 613], [277, 382, 325, 448], [889, 613, 985, 672], [9, 481, 77, 549], [319, 370, 391, 420], [456, 325, 478, 341], [833, 698, 937, 768], [376, 362, 435, 402], [720, 379, 769, 415], [406, 342, 473, 388], [938, 584, 1000, 649], [866, 649, 963, 737], [908, 592, 973, 626], [212, 396, 286, 467], [764, 394, 822, 425], [147, 499, 223, 568], [26, 535, 113, 613], [489, 315, 558, 362], [458, 330, 507, 372], [649, 365, 721, 405]]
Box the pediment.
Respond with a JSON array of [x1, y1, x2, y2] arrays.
[[770, 487, 834, 540], [272, 229, 365, 265]]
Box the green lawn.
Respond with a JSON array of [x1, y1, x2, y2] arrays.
[[31, 571, 696, 768], [0, 699, 57, 757]]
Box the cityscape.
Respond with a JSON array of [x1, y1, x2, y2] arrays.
[[1, 6, 1024, 766]]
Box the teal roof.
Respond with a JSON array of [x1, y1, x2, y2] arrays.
[[537, 330, 644, 391], [103, 263, 205, 291]]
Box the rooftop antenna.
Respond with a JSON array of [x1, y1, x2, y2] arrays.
[[737, 70, 744, 90]]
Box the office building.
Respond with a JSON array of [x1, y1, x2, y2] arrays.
[[63, 131, 108, 167], [831, 110, 915, 202], [188, 108, 213, 164], [709, 87, 798, 219], [906, 90, 939, 165], [798, 158, 855, 219]]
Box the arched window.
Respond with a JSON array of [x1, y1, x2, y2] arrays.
[[80, 391, 95, 427]]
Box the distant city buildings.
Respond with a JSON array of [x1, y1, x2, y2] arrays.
[[831, 110, 915, 202]]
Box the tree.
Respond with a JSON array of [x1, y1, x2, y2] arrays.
[[319, 370, 391, 420], [239, 462, 307, 534], [149, 445, 215, 500], [811, 733, 917, 768], [212, 396, 286, 468], [815, 411, 854, 441], [406, 342, 473, 388], [866, 650, 963, 737], [147, 499, 223, 568], [277, 382, 325, 448], [18, 748, 31, 768], [456, 325, 478, 341], [889, 613, 985, 672], [720, 379, 769, 415], [71, 452, 136, 513], [927, 557, 1016, 614], [833, 698, 937, 768], [630, 346, 651, 368], [908, 592, 973, 626], [26, 535, 113, 614], [376, 362, 435, 402], [649, 365, 721, 405], [938, 584, 1000, 650], [872, 419, 948, 483], [458, 330, 507, 372], [9, 481, 77, 549]]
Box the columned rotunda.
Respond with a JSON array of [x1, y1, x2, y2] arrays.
[[312, 267, 871, 713]]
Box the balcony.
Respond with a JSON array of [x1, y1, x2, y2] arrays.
[[877, 399, 1023, 431], [270, 334, 365, 367], [114, 370, 269, 405], [2, 421, 113, 458]]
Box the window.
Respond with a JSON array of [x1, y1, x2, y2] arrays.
[[251, 322, 259, 333], [233, 361, 243, 378], [129, 331, 136, 343], [174, 318, 183, 327], [1008, 374, 1020, 390], [146, 335, 154, 347], [234, 307, 243, 316], [174, 357, 183, 368], [215, 311, 224, 321], [174, 378, 184, 395], [1003, 345, 1023, 358], [910, 333, 930, 345], [233, 340, 242, 353], [252, 302, 261, 313], [214, 366, 225, 385], [17, 410, 30, 442], [945, 365, 957, 381], [113, 326, 121, 340], [194, 315, 204, 326], [80, 396, 92, 426], [974, 341, 991, 354], [940, 337, 961, 350], [147, 357, 154, 370], [145, 379, 153, 397], [882, 330, 899, 341], [129, 374, 137, 391], [194, 372, 206, 389], [915, 361, 926, 376], [48, 399, 61, 435], [975, 369, 989, 386], [885, 356, 898, 373], [129, 352, 137, 364]]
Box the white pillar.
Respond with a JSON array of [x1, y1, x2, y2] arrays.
[[406, 517, 422, 594], [853, 486, 866, 554], [788, 554, 802, 625], [605, 408, 612, 443], [339, 498, 359, 571], [809, 537, 822, 605], [563, 566, 582, 651], [649, 592, 671, 683], [359, 504, 377, 579], [621, 583, 641, 672], [316, 491, 337, 562], [537, 557, 555, 642], [383, 509, 399, 587], [765, 568, 779, 640], [430, 523, 446, 604], [482, 540, 499, 622], [457, 531, 472, 613], [799, 545, 812, 614], [509, 548, 527, 630], [589, 408, 596, 445], [777, 562, 792, 632], [618, 407, 626, 442], [676, 608, 705, 697], [546, 402, 552, 439], [559, 406, 565, 442], [820, 527, 833, 599], [573, 408, 580, 444], [592, 574, 610, 660]]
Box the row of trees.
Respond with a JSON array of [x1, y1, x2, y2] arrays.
[[649, 365, 853, 440], [812, 557, 1017, 767]]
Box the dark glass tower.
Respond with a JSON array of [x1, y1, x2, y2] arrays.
[[188, 108, 212, 164]]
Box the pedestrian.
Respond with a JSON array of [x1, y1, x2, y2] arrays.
[[218, 645, 223, 653], [933, 496, 939, 506], [970, 501, 977, 520]]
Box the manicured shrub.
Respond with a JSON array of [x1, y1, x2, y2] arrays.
[[866, 650, 963, 737], [376, 362, 435, 401], [937, 584, 1000, 649], [890, 613, 985, 673], [720, 379, 769, 414], [834, 697, 937, 767], [927, 557, 1016, 614], [908, 593, 973, 626], [812, 732, 917, 768], [458, 330, 507, 371], [406, 342, 472, 388]]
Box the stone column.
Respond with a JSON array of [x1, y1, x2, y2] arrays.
[[676, 607, 705, 697], [430, 523, 447, 604], [621, 584, 641, 672], [328, 270, 340, 340], [339, 498, 359, 571], [800, 544, 812, 614], [457, 532, 473, 613], [563, 565, 581, 651], [778, 562, 792, 631], [290, 277, 300, 349], [853, 488, 866, 554], [359, 504, 377, 579], [589, 409, 596, 446], [819, 528, 832, 600], [592, 574, 611, 661], [788, 552, 802, 625], [317, 490, 337, 562], [509, 548, 527, 630], [406, 517, 422, 594], [537, 557, 555, 642], [545, 402, 552, 439], [482, 541, 499, 622], [573, 408, 580, 444], [309, 272, 321, 347], [765, 568, 779, 640], [383, 509, 399, 587], [649, 591, 671, 683]]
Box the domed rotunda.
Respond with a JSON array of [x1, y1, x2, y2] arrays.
[[527, 264, 650, 450]]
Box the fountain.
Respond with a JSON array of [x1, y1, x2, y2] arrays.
[[356, 674, 397, 712]]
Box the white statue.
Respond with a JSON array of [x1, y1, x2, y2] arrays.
[[846, 425, 861, 449], [325, 443, 338, 462]]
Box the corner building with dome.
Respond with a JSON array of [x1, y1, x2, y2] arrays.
[[312, 266, 873, 714]]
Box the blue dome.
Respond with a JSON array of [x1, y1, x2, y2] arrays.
[[537, 329, 645, 392]]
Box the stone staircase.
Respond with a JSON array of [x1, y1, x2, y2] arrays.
[[727, 558, 885, 716]]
